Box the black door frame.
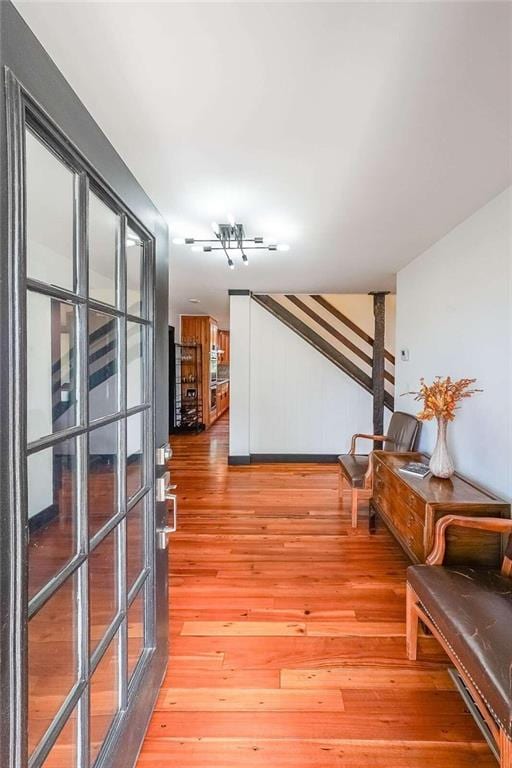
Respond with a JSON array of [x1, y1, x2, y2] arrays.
[[168, 326, 176, 433], [0, 4, 169, 766]]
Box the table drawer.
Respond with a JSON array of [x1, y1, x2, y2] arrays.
[[394, 499, 425, 561], [400, 488, 424, 521]]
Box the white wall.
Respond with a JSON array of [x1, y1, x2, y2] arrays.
[[229, 294, 251, 457], [229, 294, 393, 457], [249, 301, 377, 454], [395, 187, 512, 499]]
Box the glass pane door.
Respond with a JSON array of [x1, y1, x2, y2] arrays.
[[24, 124, 156, 768]]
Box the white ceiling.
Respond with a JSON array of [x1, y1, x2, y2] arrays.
[[15, 1, 512, 328]]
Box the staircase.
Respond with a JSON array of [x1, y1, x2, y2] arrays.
[[251, 293, 395, 411], [52, 314, 132, 425]]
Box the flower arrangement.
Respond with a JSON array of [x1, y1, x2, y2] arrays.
[[404, 376, 482, 422], [403, 376, 482, 478]]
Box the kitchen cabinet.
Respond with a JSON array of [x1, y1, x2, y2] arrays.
[[181, 315, 219, 428], [217, 380, 230, 417], [218, 330, 230, 365]]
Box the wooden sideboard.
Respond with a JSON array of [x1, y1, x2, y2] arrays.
[[370, 451, 510, 567]]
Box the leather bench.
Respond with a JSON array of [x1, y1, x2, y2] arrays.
[[406, 514, 512, 767]]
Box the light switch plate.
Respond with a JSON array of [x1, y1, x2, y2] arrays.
[[400, 348, 410, 362]]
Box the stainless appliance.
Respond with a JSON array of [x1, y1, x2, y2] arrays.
[[210, 347, 218, 385]]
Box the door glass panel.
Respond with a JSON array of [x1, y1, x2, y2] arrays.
[[127, 412, 144, 499], [28, 573, 79, 755], [126, 499, 145, 593], [26, 130, 75, 291], [28, 438, 78, 600], [127, 321, 144, 408], [90, 632, 120, 766], [23, 127, 157, 768], [89, 192, 119, 307], [127, 587, 145, 680], [41, 708, 78, 768], [27, 292, 77, 443], [89, 310, 119, 421], [126, 228, 144, 317], [89, 528, 118, 654], [89, 421, 119, 538]]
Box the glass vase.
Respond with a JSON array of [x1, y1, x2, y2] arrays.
[[429, 417, 455, 479]]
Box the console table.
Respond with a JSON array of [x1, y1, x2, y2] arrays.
[[370, 451, 510, 567]]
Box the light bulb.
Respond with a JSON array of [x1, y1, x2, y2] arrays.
[[172, 237, 185, 245], [242, 253, 249, 265], [227, 213, 235, 227], [211, 221, 220, 235], [276, 243, 290, 252], [228, 258, 235, 269], [191, 245, 203, 252]]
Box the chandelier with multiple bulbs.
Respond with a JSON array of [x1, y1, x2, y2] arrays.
[[172, 217, 289, 269]]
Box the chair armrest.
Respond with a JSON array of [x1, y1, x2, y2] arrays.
[[427, 515, 512, 565], [350, 434, 395, 454]]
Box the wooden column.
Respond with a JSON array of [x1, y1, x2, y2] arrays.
[[369, 291, 389, 445]]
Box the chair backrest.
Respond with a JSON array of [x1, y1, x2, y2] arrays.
[[384, 411, 420, 452]]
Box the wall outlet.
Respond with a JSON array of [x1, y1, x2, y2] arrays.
[[400, 348, 410, 362]]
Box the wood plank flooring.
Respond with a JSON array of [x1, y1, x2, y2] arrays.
[[137, 416, 494, 767]]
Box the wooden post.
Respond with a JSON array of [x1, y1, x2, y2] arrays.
[[369, 291, 389, 445]]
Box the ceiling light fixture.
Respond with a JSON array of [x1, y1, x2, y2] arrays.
[[173, 219, 290, 269]]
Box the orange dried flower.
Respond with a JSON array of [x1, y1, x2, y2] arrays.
[[402, 376, 482, 422]]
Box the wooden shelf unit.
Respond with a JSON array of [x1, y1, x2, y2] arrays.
[[174, 343, 203, 432], [181, 315, 223, 428]]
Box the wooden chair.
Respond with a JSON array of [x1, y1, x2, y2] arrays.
[[407, 515, 512, 767], [337, 411, 419, 528]]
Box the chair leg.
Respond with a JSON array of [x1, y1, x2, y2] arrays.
[[500, 730, 512, 768], [406, 583, 419, 661], [351, 488, 358, 529], [338, 468, 345, 502]]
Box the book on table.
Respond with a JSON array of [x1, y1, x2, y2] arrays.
[[399, 461, 430, 478]]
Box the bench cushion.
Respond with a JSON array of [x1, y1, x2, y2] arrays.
[[408, 564, 512, 737], [337, 454, 369, 488]]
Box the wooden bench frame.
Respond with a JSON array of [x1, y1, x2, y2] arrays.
[[338, 433, 395, 528], [406, 515, 512, 767]]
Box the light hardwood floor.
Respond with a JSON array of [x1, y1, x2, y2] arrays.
[[137, 415, 494, 767]]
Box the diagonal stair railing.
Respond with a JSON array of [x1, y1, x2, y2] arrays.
[[252, 293, 394, 411]]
